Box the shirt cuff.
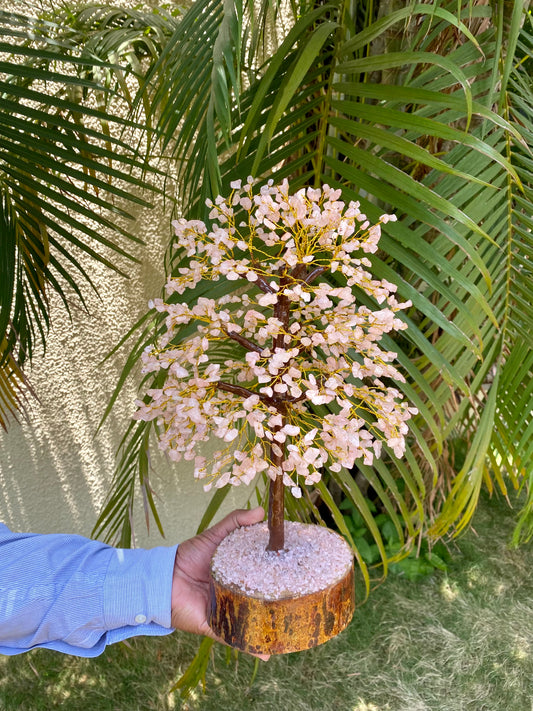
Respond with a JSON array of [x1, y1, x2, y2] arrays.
[[103, 544, 178, 631]]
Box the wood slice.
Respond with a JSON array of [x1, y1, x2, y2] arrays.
[[208, 522, 355, 655]]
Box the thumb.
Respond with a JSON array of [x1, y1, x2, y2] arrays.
[[204, 506, 265, 546]]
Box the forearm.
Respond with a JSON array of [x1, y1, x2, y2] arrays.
[[0, 523, 177, 657]]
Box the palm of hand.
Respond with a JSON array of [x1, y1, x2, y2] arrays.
[[170, 531, 217, 637], [170, 507, 265, 640]]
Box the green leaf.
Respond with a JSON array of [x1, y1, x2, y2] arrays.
[[336, 51, 473, 130], [169, 636, 215, 697], [197, 485, 232, 534], [340, 4, 483, 58], [238, 4, 336, 159], [252, 20, 338, 173]]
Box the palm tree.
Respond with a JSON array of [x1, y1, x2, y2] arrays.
[[93, 0, 533, 565], [2, 0, 533, 577], [0, 5, 177, 428]]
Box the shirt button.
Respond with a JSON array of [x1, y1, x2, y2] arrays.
[[135, 614, 147, 624]]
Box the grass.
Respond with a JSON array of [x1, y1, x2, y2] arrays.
[[1, 492, 532, 711]]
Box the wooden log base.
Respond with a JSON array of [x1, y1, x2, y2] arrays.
[[208, 526, 355, 655]]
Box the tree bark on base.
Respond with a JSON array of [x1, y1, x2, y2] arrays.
[[208, 561, 355, 655]]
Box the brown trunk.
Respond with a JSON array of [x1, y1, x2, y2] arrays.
[[266, 276, 290, 552], [267, 469, 285, 551], [267, 400, 285, 551]]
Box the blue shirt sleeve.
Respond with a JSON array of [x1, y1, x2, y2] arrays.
[[0, 522, 178, 657]]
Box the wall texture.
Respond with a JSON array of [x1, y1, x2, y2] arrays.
[[0, 192, 249, 546], [0, 0, 254, 545]]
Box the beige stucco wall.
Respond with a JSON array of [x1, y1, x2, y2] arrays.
[[0, 0, 255, 545], [0, 186, 249, 547]]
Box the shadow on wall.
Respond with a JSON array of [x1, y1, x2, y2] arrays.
[[0, 287, 149, 537], [0, 196, 171, 539], [0, 190, 252, 543], [0, 411, 105, 536], [0, 260, 252, 543]]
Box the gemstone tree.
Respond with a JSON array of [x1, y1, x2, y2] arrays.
[[134, 178, 416, 553]]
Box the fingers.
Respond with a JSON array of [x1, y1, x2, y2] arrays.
[[203, 626, 271, 662], [205, 506, 265, 545]]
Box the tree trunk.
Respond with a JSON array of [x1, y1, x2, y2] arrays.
[[266, 277, 290, 551], [267, 468, 285, 551]]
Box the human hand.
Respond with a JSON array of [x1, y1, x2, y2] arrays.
[[170, 506, 269, 658]]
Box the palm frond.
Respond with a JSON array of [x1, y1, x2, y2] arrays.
[[97, 1, 533, 575], [82, 0, 533, 696], [0, 7, 164, 425], [138, 0, 245, 205]]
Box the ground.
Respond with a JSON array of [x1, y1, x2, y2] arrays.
[[1, 492, 531, 711]]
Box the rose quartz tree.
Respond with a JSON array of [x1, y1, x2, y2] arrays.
[[134, 179, 416, 552]]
